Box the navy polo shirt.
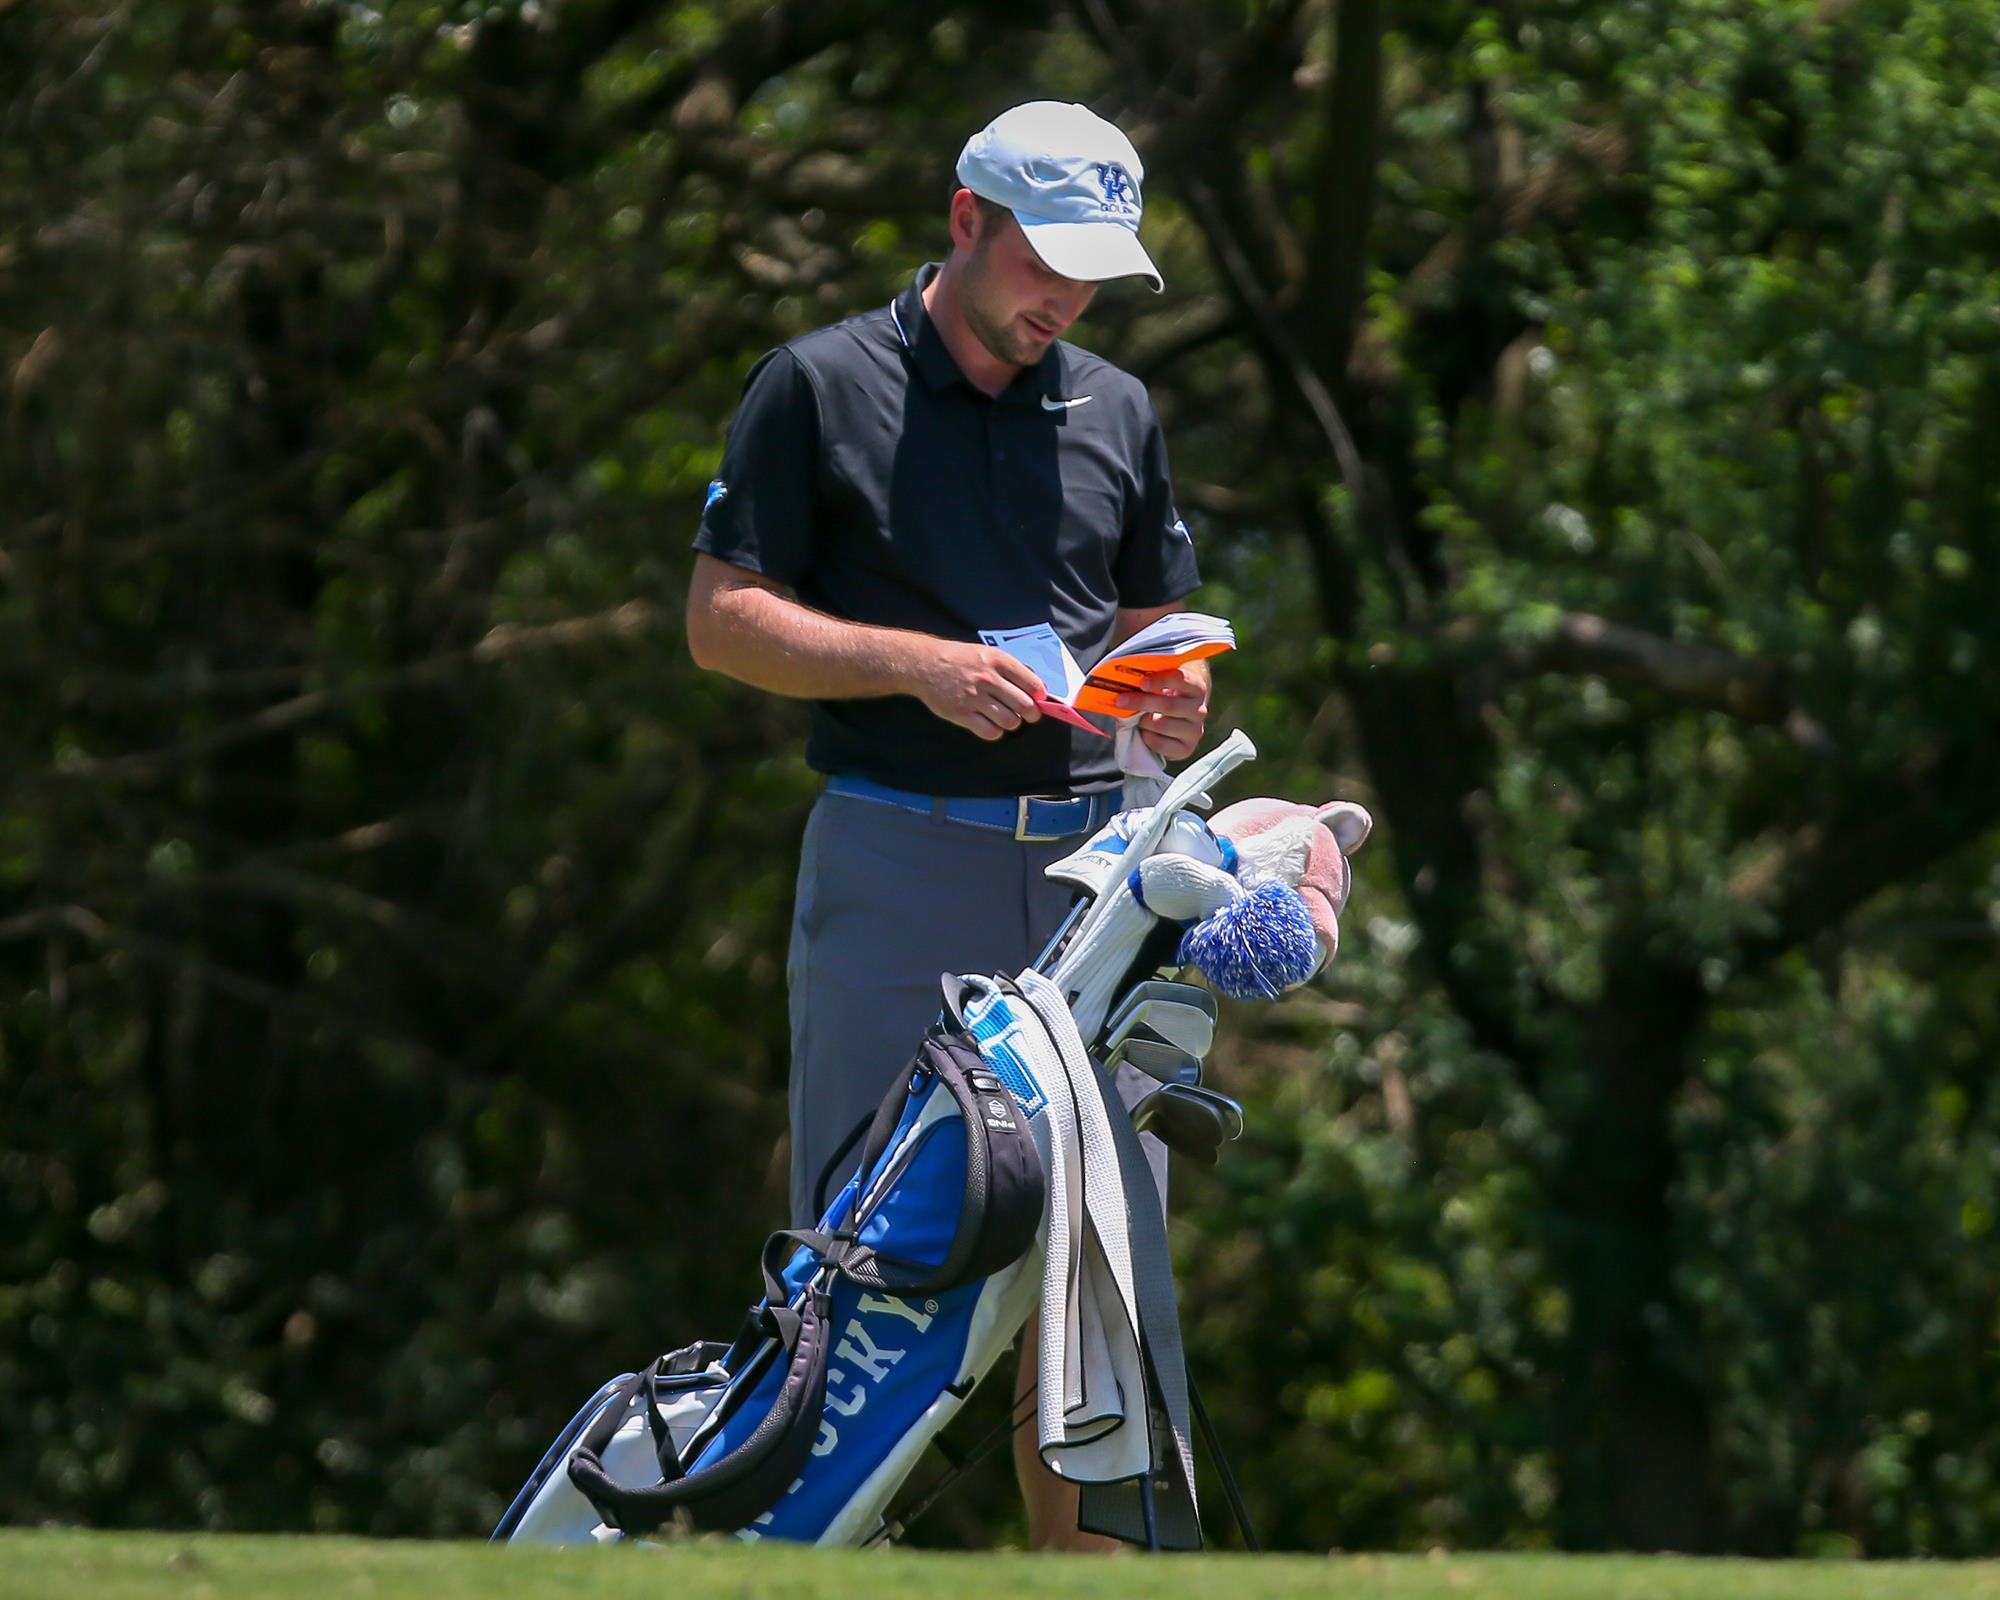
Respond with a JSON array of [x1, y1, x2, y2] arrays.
[[694, 262, 1199, 796]]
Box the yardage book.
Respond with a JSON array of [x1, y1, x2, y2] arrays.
[[978, 612, 1236, 735]]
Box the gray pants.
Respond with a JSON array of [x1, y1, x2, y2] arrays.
[[786, 789, 1076, 1226], [786, 788, 1163, 1229]]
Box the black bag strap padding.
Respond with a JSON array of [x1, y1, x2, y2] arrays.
[[566, 1286, 833, 1536], [835, 1023, 1044, 1297]]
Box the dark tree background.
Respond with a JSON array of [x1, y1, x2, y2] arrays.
[[5, 0, 1998, 1555]]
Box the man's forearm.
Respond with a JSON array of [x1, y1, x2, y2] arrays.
[[689, 581, 928, 701]]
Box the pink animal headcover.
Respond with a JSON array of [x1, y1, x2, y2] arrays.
[[1207, 797, 1373, 978]]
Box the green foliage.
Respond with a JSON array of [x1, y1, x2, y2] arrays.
[[4, 0, 1998, 1559]]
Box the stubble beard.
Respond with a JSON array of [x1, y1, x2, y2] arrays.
[[960, 242, 1044, 371]]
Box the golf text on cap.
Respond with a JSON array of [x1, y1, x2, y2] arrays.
[[955, 101, 1164, 293], [1095, 163, 1138, 214]]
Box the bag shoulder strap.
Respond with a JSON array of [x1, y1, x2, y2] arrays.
[[565, 1257, 833, 1537], [838, 1021, 1043, 1297]]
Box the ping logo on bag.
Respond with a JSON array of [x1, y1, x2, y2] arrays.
[[965, 1066, 1018, 1134]]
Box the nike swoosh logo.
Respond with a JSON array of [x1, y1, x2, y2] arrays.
[[1041, 394, 1093, 411]]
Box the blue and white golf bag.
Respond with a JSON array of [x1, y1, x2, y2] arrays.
[[494, 731, 1361, 1550], [494, 1020, 1057, 1545]]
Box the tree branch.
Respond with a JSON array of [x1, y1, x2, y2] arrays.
[[47, 601, 660, 785], [1126, 302, 1240, 384], [1454, 610, 1834, 747], [607, 0, 963, 156], [1742, 726, 2000, 967], [1347, 124, 1630, 388], [1303, 0, 1383, 376], [1180, 168, 1426, 622], [0, 901, 452, 1067]]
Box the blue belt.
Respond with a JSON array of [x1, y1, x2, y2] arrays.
[[826, 776, 1114, 842]]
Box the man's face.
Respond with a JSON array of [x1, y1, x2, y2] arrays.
[[958, 208, 1099, 370]]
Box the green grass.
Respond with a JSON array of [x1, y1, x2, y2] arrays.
[[5, 1532, 2000, 1600]]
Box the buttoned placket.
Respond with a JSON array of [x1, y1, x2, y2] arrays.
[[988, 381, 1054, 542], [987, 395, 1035, 539], [982, 396, 1009, 542]]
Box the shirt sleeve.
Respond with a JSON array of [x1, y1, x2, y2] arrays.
[[1112, 397, 1200, 607], [692, 347, 820, 586]]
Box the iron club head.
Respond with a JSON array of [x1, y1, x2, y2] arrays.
[[1130, 1082, 1230, 1166], [1109, 1031, 1204, 1088]]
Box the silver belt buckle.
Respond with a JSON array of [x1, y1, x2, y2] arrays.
[[1014, 794, 1073, 843]]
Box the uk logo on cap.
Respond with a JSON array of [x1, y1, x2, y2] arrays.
[[1096, 163, 1138, 214]]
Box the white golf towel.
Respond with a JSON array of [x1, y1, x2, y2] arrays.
[[1002, 970, 1152, 1482]]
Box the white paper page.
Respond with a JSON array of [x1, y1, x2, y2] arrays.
[[978, 622, 1086, 702], [1109, 611, 1236, 658]]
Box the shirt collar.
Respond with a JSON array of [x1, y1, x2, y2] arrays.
[[891, 262, 1063, 406]]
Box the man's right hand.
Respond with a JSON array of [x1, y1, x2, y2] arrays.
[[686, 559, 1049, 737], [905, 641, 1047, 741]]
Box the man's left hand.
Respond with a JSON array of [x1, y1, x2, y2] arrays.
[[1116, 661, 1211, 762]]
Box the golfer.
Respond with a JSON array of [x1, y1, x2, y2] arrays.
[[686, 100, 1209, 1549]]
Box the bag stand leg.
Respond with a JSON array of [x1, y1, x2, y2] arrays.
[[1187, 1364, 1261, 1552]]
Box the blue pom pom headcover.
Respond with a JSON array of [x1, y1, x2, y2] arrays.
[[1177, 880, 1320, 1000]]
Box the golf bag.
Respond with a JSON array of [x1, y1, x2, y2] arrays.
[[494, 1018, 1056, 1546], [495, 731, 1361, 1550]]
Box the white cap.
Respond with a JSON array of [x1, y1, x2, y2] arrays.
[[956, 101, 1163, 293]]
